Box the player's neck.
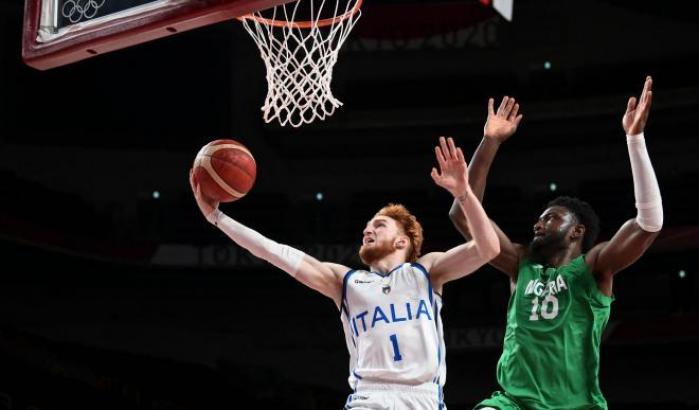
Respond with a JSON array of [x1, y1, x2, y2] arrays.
[[370, 253, 407, 275], [539, 247, 582, 268]]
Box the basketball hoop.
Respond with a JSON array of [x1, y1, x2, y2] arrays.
[[238, 0, 363, 127]]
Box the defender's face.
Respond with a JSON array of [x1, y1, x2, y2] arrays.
[[531, 206, 577, 248]]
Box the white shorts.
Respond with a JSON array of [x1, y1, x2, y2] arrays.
[[344, 382, 446, 410]]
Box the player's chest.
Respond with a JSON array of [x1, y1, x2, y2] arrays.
[[346, 271, 428, 307], [515, 266, 584, 325]]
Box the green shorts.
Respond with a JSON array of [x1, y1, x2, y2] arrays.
[[474, 391, 523, 410]]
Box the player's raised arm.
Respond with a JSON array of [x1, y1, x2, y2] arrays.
[[588, 76, 663, 292], [421, 137, 500, 291], [189, 170, 347, 305], [448, 97, 524, 277]]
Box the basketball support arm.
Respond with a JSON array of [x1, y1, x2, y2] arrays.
[[209, 209, 305, 277], [627, 132, 663, 232]]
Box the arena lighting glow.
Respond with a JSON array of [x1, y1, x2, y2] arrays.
[[678, 270, 687, 279], [549, 182, 558, 192], [152, 190, 160, 199], [544, 61, 552, 70], [316, 192, 324, 201]]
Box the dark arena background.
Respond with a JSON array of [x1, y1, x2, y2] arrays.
[[1, 0, 699, 408]]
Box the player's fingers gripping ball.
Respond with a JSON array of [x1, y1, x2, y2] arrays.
[[192, 139, 257, 203]]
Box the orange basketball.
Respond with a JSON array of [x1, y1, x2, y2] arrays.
[[192, 139, 257, 203]]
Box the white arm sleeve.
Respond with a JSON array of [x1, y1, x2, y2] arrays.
[[209, 210, 305, 276], [627, 132, 663, 232]]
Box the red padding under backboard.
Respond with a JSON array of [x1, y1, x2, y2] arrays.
[[22, 0, 293, 70]]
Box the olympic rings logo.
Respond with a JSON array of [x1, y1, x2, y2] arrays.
[[61, 0, 106, 24]]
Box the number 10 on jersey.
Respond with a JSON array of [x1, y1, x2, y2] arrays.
[[529, 295, 560, 321]]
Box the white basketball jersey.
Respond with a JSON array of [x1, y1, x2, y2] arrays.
[[340, 262, 446, 392]]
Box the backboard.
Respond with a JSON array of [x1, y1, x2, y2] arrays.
[[22, 0, 293, 70]]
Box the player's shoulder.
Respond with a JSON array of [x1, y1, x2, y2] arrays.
[[415, 252, 443, 271], [583, 242, 608, 274], [407, 261, 429, 277], [513, 243, 527, 255], [396, 261, 432, 282]]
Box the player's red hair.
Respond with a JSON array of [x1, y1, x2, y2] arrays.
[[376, 203, 424, 262]]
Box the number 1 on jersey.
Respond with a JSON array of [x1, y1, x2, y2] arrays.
[[389, 334, 403, 361]]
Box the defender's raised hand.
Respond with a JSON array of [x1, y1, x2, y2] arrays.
[[484, 96, 523, 143], [623, 76, 653, 136], [431, 136, 470, 198]]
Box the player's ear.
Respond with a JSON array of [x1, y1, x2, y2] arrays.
[[571, 224, 585, 241], [394, 235, 409, 250]]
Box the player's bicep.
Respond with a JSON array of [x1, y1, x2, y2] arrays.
[[487, 223, 521, 277], [426, 243, 490, 287], [593, 218, 660, 276], [294, 257, 345, 303]]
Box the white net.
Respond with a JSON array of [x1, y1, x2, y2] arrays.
[[240, 0, 362, 127]]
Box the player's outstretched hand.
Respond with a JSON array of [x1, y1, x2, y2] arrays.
[[623, 76, 653, 136], [431, 136, 470, 198], [484, 96, 523, 143], [189, 168, 220, 224]]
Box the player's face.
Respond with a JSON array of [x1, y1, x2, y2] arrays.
[[530, 206, 577, 252], [359, 216, 402, 265]]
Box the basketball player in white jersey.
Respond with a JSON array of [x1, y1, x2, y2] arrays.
[[190, 137, 500, 409]]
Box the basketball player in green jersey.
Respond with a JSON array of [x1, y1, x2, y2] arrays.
[[449, 76, 663, 410]]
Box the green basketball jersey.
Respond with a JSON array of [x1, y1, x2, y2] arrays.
[[495, 255, 613, 410]]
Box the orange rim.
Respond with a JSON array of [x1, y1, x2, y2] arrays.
[[237, 0, 363, 29]]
